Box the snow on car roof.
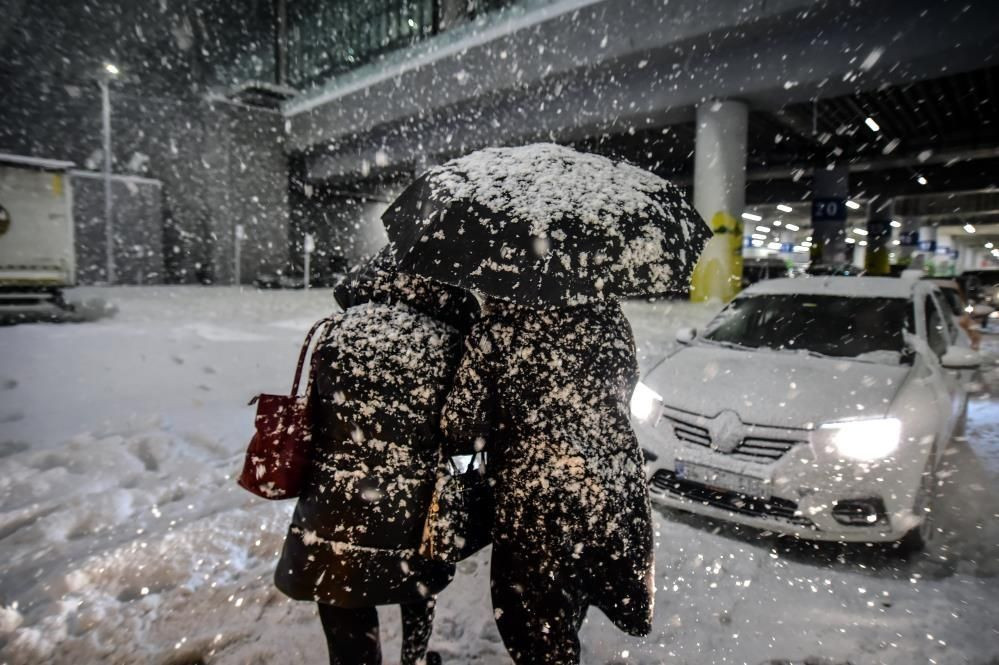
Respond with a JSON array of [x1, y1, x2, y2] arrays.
[[743, 276, 917, 299]]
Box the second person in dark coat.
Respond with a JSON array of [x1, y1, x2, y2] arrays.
[[441, 298, 655, 665]]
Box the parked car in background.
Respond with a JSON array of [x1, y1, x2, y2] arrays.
[[742, 257, 791, 288], [957, 269, 999, 329], [631, 277, 980, 552], [925, 278, 981, 349], [806, 263, 864, 276]]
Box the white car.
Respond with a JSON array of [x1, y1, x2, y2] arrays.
[[631, 277, 981, 551]]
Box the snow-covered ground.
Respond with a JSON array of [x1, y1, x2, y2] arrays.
[[0, 287, 997, 665]]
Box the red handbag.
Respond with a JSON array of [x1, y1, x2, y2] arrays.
[[238, 316, 334, 500]]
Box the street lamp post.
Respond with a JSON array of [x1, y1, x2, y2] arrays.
[[100, 63, 118, 284]]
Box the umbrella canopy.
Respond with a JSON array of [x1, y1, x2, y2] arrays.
[[382, 143, 712, 307]]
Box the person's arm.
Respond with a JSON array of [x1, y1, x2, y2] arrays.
[[441, 324, 495, 456]]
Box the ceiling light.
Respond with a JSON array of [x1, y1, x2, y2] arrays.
[[845, 200, 861, 210], [986, 242, 995, 249], [751, 233, 767, 240], [852, 228, 869, 236], [756, 225, 771, 233], [767, 242, 783, 250], [964, 224, 976, 234], [892, 239, 901, 245], [859, 240, 868, 246], [889, 220, 901, 228], [806, 236, 812, 242], [751, 239, 764, 247], [773, 220, 782, 226], [776, 204, 793, 213], [793, 245, 808, 252], [104, 63, 120, 75], [742, 212, 762, 222], [917, 175, 928, 186], [845, 237, 857, 244], [864, 117, 880, 132], [802, 240, 812, 247], [784, 223, 800, 232]]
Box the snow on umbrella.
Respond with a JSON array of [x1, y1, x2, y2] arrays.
[[382, 143, 712, 307]]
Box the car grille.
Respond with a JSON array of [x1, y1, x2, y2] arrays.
[[662, 413, 805, 463], [650, 469, 816, 528]]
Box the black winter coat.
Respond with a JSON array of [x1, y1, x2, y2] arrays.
[[440, 300, 655, 635], [275, 252, 479, 607]]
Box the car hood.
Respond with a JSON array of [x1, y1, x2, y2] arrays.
[[644, 344, 909, 428]]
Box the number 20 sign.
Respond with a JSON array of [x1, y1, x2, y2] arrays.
[[812, 198, 847, 222]]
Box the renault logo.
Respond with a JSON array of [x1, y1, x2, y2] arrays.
[[709, 410, 743, 454]]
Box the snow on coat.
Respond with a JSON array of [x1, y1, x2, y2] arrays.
[[274, 254, 478, 607], [440, 300, 655, 636]]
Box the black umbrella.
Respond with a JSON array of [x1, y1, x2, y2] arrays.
[[382, 143, 712, 307]]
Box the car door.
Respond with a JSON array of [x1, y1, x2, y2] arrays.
[[920, 290, 964, 455]]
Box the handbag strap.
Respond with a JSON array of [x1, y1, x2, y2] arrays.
[[290, 316, 335, 396]]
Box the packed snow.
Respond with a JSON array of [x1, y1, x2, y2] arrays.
[[0, 287, 997, 664], [429, 144, 696, 240], [386, 144, 711, 307]]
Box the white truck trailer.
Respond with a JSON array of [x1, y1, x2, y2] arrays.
[[0, 153, 76, 308]]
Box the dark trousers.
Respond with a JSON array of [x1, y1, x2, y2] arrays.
[[317, 599, 436, 665], [490, 543, 589, 665]]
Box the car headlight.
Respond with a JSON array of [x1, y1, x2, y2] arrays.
[[630, 381, 663, 423], [818, 418, 901, 461]]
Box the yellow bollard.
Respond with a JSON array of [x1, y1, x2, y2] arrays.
[[690, 211, 743, 302]]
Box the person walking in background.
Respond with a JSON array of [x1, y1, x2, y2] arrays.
[[274, 248, 478, 665], [440, 297, 655, 664]]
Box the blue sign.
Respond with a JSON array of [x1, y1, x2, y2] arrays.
[[781, 243, 794, 253], [812, 198, 847, 223], [934, 247, 959, 259], [918, 240, 937, 252]]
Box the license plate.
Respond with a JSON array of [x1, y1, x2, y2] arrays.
[[675, 460, 769, 498]]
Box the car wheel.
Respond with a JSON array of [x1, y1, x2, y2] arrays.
[[897, 455, 938, 554]]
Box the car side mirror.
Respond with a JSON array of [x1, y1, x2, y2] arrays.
[[941, 346, 982, 370], [675, 327, 697, 344]]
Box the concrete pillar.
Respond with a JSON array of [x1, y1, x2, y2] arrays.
[[779, 229, 795, 264], [810, 166, 849, 265], [690, 99, 747, 302], [851, 242, 866, 269], [864, 217, 892, 275], [917, 224, 937, 274], [935, 231, 955, 277], [896, 218, 919, 265]]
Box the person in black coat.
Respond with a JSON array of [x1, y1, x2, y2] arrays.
[[275, 248, 479, 665], [441, 298, 654, 665]]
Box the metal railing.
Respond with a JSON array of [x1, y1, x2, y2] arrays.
[[286, 0, 519, 88]]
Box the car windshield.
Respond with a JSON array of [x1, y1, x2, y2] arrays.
[[703, 294, 912, 359]]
